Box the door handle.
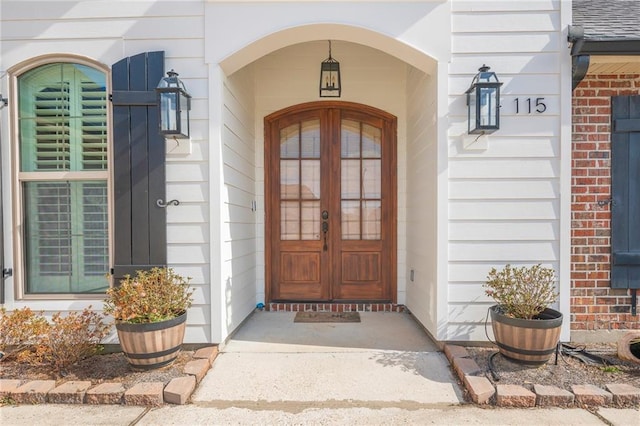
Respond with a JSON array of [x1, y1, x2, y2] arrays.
[[322, 211, 329, 251]]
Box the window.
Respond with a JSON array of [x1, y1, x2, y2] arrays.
[[17, 62, 109, 294]]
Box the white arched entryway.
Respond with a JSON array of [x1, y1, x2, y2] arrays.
[[205, 16, 450, 344]]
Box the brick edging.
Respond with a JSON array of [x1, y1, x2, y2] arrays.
[[444, 344, 640, 407], [0, 346, 218, 406], [268, 303, 406, 312]]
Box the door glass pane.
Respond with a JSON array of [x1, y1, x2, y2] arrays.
[[362, 124, 381, 158], [362, 159, 381, 199], [341, 160, 360, 199], [280, 124, 299, 158], [300, 160, 320, 200], [280, 160, 300, 199], [301, 201, 320, 240], [281, 201, 300, 240], [342, 200, 360, 240], [341, 119, 360, 158], [362, 200, 381, 240], [301, 119, 320, 158]]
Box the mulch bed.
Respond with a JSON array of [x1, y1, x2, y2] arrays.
[[0, 350, 194, 389], [465, 343, 640, 393]]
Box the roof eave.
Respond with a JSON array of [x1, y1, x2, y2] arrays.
[[573, 39, 640, 56]]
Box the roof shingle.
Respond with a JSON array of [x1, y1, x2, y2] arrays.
[[573, 0, 640, 40]]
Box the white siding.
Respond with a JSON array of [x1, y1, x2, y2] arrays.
[[405, 66, 439, 332], [220, 66, 257, 338], [446, 0, 566, 341], [1, 0, 210, 344]]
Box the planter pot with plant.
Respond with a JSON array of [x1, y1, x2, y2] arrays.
[[104, 267, 193, 370], [484, 264, 563, 365]]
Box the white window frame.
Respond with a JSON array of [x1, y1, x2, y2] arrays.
[[9, 55, 113, 300]]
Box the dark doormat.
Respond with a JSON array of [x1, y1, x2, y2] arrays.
[[294, 311, 361, 323]]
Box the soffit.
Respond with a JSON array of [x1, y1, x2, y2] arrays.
[[588, 56, 640, 74]]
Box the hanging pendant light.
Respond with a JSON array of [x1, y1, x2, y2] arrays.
[[319, 41, 341, 98]]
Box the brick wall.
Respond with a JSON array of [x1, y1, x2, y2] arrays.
[[571, 73, 640, 332]]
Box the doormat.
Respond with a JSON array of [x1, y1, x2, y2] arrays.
[[294, 311, 361, 323]]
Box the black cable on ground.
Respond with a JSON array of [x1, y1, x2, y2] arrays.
[[488, 351, 501, 381]]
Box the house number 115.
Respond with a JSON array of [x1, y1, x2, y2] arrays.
[[514, 97, 546, 114]]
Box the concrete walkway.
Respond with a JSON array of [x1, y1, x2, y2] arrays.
[[1, 311, 638, 425], [191, 311, 463, 407]]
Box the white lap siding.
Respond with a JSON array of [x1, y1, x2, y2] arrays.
[[446, 0, 570, 341]]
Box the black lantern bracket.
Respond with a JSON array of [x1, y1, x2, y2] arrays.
[[462, 131, 489, 151]]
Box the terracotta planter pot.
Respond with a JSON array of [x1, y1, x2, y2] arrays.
[[115, 312, 187, 370], [489, 305, 563, 365]]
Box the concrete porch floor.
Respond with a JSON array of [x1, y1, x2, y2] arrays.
[[192, 311, 465, 407]]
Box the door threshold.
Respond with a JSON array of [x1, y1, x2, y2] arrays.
[[267, 302, 405, 313]]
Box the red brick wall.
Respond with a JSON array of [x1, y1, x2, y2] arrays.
[[571, 73, 640, 332]]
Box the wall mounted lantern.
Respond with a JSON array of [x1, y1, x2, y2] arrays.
[[319, 41, 341, 97], [156, 70, 191, 138], [466, 65, 502, 134]]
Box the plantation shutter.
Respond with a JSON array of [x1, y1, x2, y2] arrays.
[[32, 82, 74, 278], [111, 51, 167, 283], [611, 95, 640, 290], [18, 63, 109, 293]]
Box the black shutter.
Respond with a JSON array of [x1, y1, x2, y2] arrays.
[[611, 95, 640, 289], [111, 51, 167, 282], [0, 131, 4, 303]]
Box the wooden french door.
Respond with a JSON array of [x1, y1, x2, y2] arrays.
[[265, 102, 397, 302]]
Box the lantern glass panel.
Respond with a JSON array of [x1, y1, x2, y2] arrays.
[[479, 86, 497, 127], [179, 92, 190, 136], [319, 61, 341, 97], [160, 92, 178, 132], [467, 90, 477, 133]]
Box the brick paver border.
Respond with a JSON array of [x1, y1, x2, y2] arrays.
[[445, 344, 640, 408], [0, 346, 218, 406]]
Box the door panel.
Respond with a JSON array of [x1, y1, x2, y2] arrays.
[[266, 102, 396, 302]]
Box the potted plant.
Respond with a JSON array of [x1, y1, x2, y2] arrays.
[[484, 264, 563, 365], [104, 267, 193, 370]]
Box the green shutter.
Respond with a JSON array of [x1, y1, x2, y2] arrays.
[[81, 81, 108, 170], [33, 82, 71, 170]]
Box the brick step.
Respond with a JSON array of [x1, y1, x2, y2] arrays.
[[268, 303, 405, 312]]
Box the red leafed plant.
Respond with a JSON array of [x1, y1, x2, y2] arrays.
[[0, 306, 110, 375], [103, 267, 193, 324]]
